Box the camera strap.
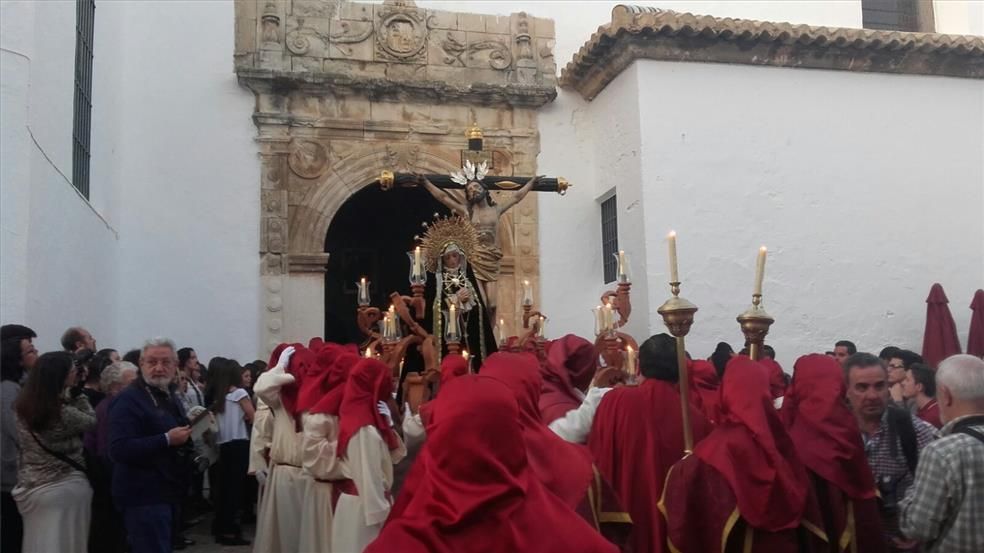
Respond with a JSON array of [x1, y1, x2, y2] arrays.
[[30, 431, 87, 475], [953, 415, 984, 446]]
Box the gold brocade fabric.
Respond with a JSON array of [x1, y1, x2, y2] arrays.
[[471, 244, 503, 283]]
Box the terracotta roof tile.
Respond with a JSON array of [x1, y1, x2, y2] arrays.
[[561, 5, 984, 100]]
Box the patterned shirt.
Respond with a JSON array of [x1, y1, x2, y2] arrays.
[[862, 409, 938, 546], [899, 415, 984, 553]]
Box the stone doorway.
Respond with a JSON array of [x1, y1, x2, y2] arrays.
[[323, 184, 449, 344], [234, 0, 558, 356]]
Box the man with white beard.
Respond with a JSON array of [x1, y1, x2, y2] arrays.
[[108, 337, 193, 553]]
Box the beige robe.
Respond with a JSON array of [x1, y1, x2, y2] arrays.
[[248, 396, 273, 509], [253, 371, 308, 553], [298, 412, 345, 553], [331, 426, 406, 553]]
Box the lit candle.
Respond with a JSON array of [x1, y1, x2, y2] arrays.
[[667, 231, 679, 283], [537, 316, 546, 338], [364, 346, 373, 358], [754, 246, 767, 296], [447, 303, 459, 339], [412, 246, 423, 280], [521, 279, 534, 307], [593, 306, 604, 336], [626, 345, 637, 375], [496, 318, 507, 344], [617, 250, 629, 283], [357, 277, 371, 306], [603, 302, 614, 333]]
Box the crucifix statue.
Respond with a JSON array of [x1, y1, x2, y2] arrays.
[[377, 124, 570, 319]]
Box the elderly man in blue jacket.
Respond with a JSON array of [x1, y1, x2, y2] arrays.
[[109, 337, 193, 553]]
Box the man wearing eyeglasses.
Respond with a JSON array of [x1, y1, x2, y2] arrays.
[[108, 337, 193, 553]]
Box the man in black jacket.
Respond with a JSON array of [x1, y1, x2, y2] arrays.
[[109, 337, 192, 553]]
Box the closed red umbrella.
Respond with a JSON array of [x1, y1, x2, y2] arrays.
[[922, 283, 962, 367], [968, 289, 984, 357]]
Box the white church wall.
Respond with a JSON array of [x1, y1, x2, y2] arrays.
[[1, 0, 120, 351], [633, 60, 983, 368], [934, 0, 984, 35], [107, 1, 261, 361]]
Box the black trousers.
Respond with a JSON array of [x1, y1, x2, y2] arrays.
[[215, 440, 249, 537], [1, 491, 23, 553]]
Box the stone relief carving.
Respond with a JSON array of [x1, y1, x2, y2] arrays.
[[286, 17, 373, 57], [288, 139, 329, 179], [266, 218, 287, 253], [261, 1, 281, 43], [374, 3, 429, 63], [514, 12, 537, 84], [293, 0, 337, 19], [441, 32, 512, 70], [384, 144, 420, 171]]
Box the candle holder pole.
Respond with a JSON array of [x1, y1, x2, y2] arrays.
[[657, 281, 698, 453]]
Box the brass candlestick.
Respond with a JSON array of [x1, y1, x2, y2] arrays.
[[737, 294, 774, 361], [410, 283, 425, 319], [657, 281, 698, 453], [446, 341, 462, 356]]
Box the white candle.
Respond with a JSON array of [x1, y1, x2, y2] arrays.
[[603, 302, 614, 333], [754, 246, 767, 296], [358, 277, 370, 306], [617, 250, 627, 283], [593, 306, 604, 336], [413, 246, 422, 278], [537, 316, 546, 338], [667, 231, 679, 283], [626, 345, 637, 375], [364, 346, 373, 358], [447, 303, 459, 337], [522, 279, 534, 306], [496, 318, 506, 344]]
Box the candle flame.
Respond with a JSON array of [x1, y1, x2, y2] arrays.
[[364, 347, 372, 358], [760, 246, 767, 252], [627, 345, 634, 353], [461, 349, 469, 360], [668, 230, 677, 239]]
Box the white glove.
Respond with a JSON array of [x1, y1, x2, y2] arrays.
[[377, 401, 393, 427], [255, 468, 268, 487], [275, 346, 296, 371]]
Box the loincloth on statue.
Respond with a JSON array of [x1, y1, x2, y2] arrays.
[[471, 244, 503, 283]]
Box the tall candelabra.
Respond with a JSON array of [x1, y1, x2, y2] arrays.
[[657, 281, 698, 453]]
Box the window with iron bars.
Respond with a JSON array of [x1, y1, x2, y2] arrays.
[[600, 195, 618, 284], [72, 0, 95, 198]]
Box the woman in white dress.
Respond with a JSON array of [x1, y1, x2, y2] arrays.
[[13, 351, 95, 553]]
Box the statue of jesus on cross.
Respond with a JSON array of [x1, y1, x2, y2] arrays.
[[416, 160, 541, 319]]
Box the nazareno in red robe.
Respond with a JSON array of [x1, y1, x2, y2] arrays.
[[481, 353, 631, 550], [661, 357, 826, 553], [368, 376, 618, 553], [781, 354, 886, 553], [589, 377, 712, 553]]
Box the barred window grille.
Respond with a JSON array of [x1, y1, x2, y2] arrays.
[[862, 0, 919, 31], [600, 195, 618, 284], [72, 0, 95, 198]]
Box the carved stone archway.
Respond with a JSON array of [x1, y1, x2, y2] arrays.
[[236, 0, 557, 355]]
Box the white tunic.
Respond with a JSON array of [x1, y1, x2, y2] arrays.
[[546, 386, 612, 444], [298, 412, 345, 553], [331, 426, 406, 553], [253, 369, 308, 553]]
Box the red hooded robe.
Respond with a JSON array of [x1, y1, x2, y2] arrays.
[[589, 374, 712, 553], [539, 334, 597, 425], [367, 376, 618, 553], [661, 357, 825, 553], [782, 354, 886, 553]]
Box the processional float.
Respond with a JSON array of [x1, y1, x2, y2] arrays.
[[343, 125, 776, 448]]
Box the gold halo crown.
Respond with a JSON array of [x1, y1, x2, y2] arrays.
[[418, 215, 479, 273]]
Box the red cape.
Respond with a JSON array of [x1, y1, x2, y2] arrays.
[[688, 359, 721, 424], [480, 352, 594, 508], [922, 283, 962, 367], [588, 378, 711, 553], [369, 376, 618, 553], [309, 352, 358, 416], [337, 358, 398, 455], [540, 334, 596, 424], [968, 289, 984, 357], [694, 357, 808, 532]]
